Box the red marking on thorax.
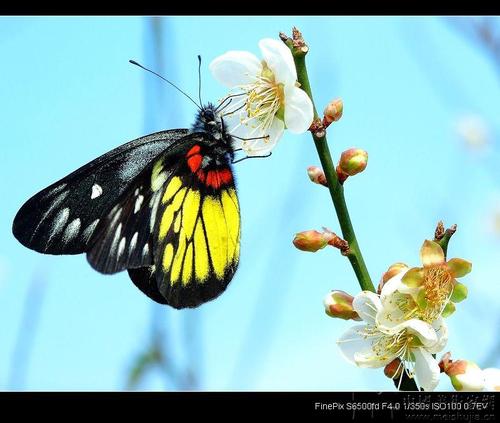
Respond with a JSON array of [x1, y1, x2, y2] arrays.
[[196, 169, 206, 183], [187, 145, 201, 157], [186, 144, 203, 173], [205, 169, 233, 189], [187, 154, 202, 173], [186, 144, 233, 189]]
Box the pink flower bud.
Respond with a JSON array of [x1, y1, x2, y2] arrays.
[[378, 262, 408, 294], [338, 148, 368, 177], [323, 290, 361, 320], [307, 166, 328, 187], [293, 230, 328, 252], [323, 98, 343, 126]]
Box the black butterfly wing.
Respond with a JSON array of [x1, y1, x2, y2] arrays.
[[85, 154, 179, 274], [12, 129, 189, 255]]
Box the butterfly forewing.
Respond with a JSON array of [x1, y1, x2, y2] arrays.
[[12, 129, 189, 255]]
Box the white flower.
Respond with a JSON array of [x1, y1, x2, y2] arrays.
[[209, 38, 314, 156], [376, 268, 449, 352], [337, 290, 446, 391]]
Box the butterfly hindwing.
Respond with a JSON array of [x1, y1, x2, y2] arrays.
[[85, 163, 169, 274], [128, 135, 241, 309], [12, 129, 189, 256]]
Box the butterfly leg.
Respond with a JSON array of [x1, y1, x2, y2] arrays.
[[232, 152, 272, 164]]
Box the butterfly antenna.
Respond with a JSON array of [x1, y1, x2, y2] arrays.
[[129, 59, 201, 110], [197, 55, 203, 107]]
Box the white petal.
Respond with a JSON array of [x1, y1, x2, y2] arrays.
[[283, 86, 314, 133], [380, 269, 408, 302], [483, 368, 500, 391], [221, 111, 246, 138], [427, 318, 448, 354], [258, 38, 296, 86], [231, 117, 284, 157], [209, 51, 262, 87], [404, 319, 438, 347], [376, 293, 411, 330], [380, 317, 437, 348], [337, 325, 397, 368], [413, 347, 441, 391], [352, 291, 382, 325]]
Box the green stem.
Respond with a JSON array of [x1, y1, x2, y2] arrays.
[[436, 226, 457, 259], [292, 52, 374, 293]]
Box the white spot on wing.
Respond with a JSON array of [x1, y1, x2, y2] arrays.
[[142, 243, 149, 259], [82, 219, 100, 244], [91, 183, 103, 199], [31, 190, 69, 241], [110, 208, 122, 227], [47, 207, 70, 246], [117, 237, 126, 261], [129, 232, 138, 255], [150, 192, 161, 232], [110, 223, 122, 256], [62, 218, 81, 244], [134, 195, 144, 214]]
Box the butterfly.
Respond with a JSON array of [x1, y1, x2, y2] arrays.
[[12, 61, 248, 309]]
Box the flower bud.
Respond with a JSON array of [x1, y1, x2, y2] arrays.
[[378, 262, 408, 294], [338, 148, 368, 177], [446, 360, 485, 392], [307, 166, 328, 187], [384, 358, 403, 379], [323, 98, 343, 126], [293, 230, 328, 252], [323, 290, 361, 320]]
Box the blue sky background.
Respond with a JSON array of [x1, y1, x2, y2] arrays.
[[0, 16, 499, 391]]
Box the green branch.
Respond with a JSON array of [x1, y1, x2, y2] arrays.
[[285, 36, 374, 293]]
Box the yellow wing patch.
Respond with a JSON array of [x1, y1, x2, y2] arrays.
[[221, 189, 240, 263], [194, 220, 210, 281], [157, 183, 240, 287], [159, 186, 186, 239], [162, 176, 182, 204], [162, 243, 174, 272]]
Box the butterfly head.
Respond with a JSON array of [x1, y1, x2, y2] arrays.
[[192, 103, 233, 146]]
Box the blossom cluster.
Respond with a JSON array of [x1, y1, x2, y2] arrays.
[[332, 240, 471, 391]]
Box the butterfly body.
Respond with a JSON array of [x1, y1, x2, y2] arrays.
[[13, 103, 241, 309]]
